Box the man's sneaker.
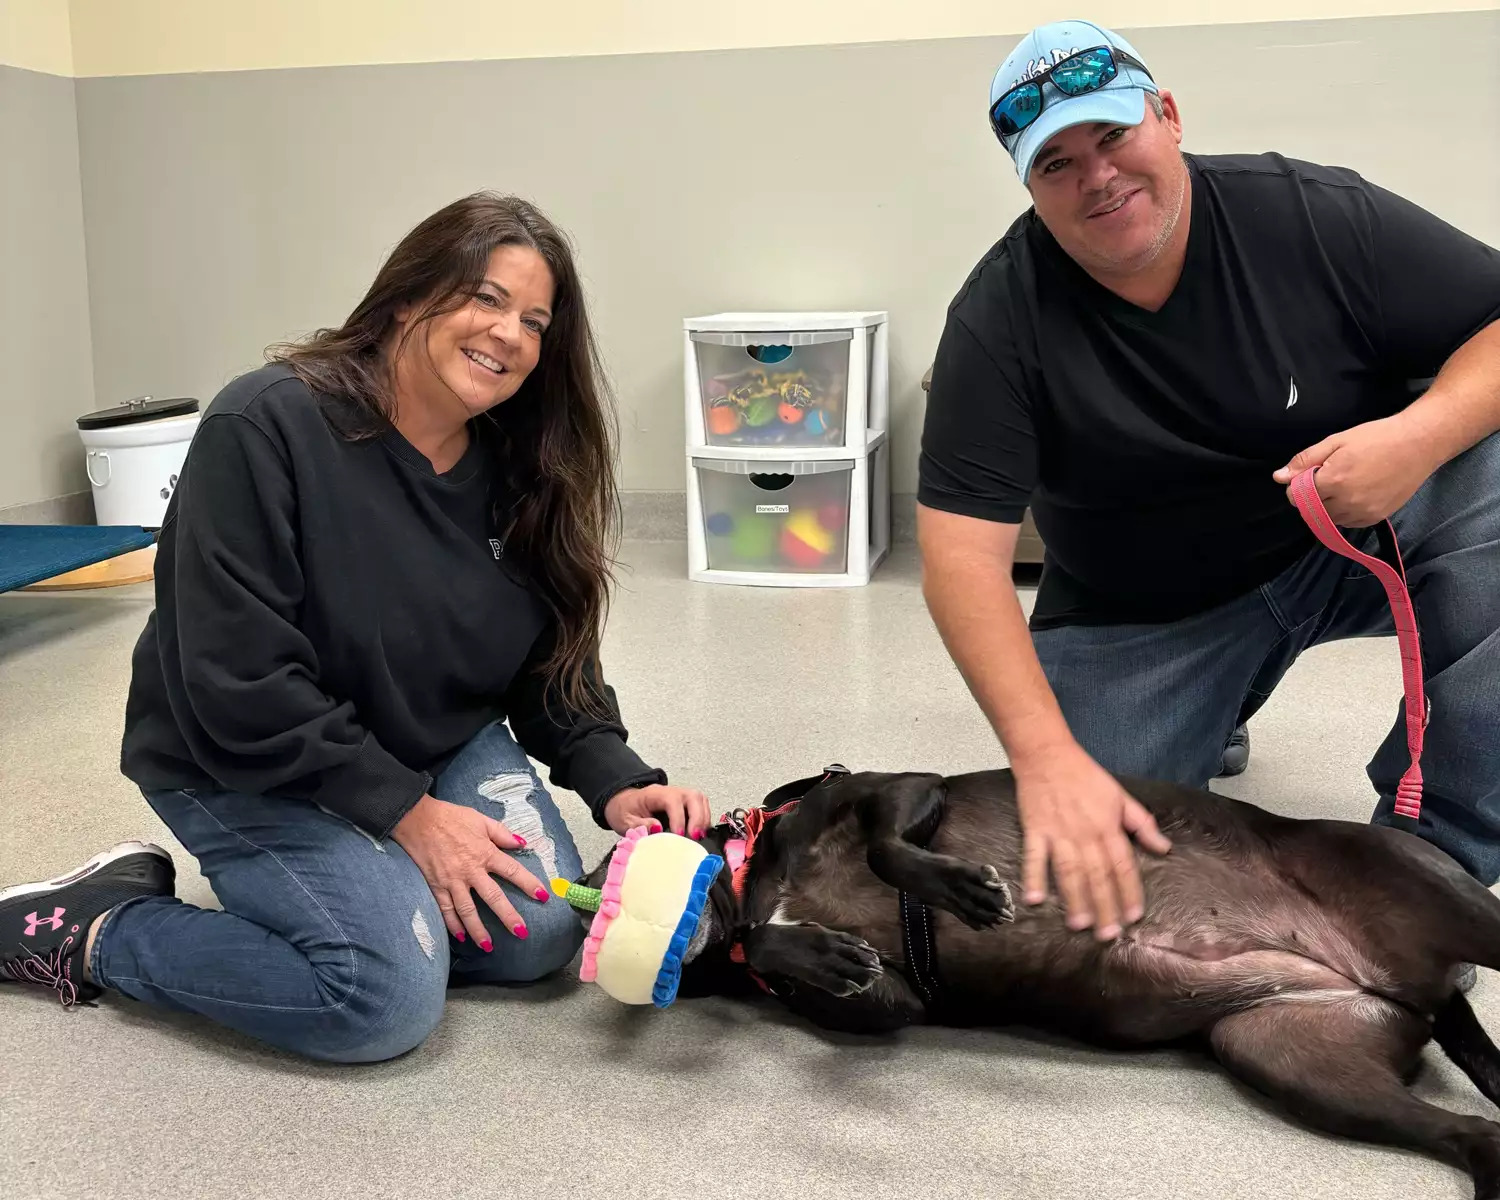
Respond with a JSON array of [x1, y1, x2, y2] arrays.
[[0, 841, 175, 1008], [1218, 724, 1251, 777]]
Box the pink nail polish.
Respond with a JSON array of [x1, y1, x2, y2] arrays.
[[480, 938, 493, 953], [514, 923, 529, 941], [690, 829, 703, 841], [456, 930, 466, 943], [514, 834, 528, 848], [534, 887, 550, 902]]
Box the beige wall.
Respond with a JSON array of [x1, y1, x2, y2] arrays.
[[58, 0, 1500, 76], [0, 61, 95, 512], [0, 1, 73, 76], [3, 0, 1493, 78], [5, 5, 1498, 511], [71, 11, 1500, 499]]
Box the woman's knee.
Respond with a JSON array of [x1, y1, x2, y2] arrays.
[[306, 956, 449, 1064], [277, 903, 452, 1064], [516, 890, 587, 980], [451, 886, 586, 986]]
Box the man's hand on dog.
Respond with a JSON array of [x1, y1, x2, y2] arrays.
[[604, 784, 712, 839], [1014, 744, 1172, 940]]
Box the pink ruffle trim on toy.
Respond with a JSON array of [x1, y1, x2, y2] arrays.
[[579, 825, 649, 982]]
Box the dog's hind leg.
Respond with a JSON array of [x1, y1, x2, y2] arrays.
[[852, 774, 1014, 930], [1435, 989, 1500, 1110], [1211, 998, 1500, 1199], [1270, 820, 1500, 1004]]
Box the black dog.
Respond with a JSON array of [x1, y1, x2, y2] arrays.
[[575, 766, 1500, 1199]]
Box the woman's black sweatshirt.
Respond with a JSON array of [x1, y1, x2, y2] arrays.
[[120, 364, 666, 837]]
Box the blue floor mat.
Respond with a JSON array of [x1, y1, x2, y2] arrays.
[[0, 525, 156, 593]]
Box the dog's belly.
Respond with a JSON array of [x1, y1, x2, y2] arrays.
[[925, 798, 1389, 1043], [937, 902, 1377, 1044]]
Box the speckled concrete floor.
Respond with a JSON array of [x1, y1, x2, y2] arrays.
[[1, 541, 1491, 1200]]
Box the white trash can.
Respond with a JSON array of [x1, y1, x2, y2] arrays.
[[76, 396, 201, 528]]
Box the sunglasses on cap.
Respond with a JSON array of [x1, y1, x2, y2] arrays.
[[990, 45, 1154, 146]]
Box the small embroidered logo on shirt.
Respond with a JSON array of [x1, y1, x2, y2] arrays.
[[1286, 378, 1299, 409], [488, 538, 503, 560]]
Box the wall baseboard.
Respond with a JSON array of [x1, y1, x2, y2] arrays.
[[0, 489, 913, 543], [619, 490, 687, 540], [891, 493, 916, 545], [621, 490, 917, 542], [0, 491, 96, 526]]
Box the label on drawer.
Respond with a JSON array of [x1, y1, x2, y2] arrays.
[[754, 504, 790, 514]]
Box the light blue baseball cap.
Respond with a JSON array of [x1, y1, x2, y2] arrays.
[[990, 19, 1158, 185]]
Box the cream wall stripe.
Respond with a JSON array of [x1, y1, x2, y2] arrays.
[[66, 0, 1496, 78], [0, 1, 75, 76]]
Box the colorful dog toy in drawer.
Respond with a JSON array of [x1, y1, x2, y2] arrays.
[[684, 313, 888, 456], [687, 435, 890, 587]]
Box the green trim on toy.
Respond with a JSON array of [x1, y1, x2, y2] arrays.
[[552, 877, 602, 913]]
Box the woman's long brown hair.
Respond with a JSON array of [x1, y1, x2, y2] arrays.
[[267, 192, 621, 718]]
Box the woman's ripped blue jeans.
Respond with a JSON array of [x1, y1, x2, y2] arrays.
[[91, 720, 585, 1062]]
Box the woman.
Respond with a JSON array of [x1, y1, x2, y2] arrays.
[[0, 193, 710, 1062]]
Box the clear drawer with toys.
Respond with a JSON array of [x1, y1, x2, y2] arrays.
[[684, 312, 887, 454], [691, 330, 851, 448], [694, 458, 852, 574], [686, 434, 890, 588]]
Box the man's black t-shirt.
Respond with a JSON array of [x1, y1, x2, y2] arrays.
[[918, 152, 1500, 630]]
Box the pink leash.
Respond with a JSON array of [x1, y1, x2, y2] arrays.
[[1287, 467, 1427, 820]]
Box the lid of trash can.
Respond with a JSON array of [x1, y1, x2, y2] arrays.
[[77, 395, 199, 430]]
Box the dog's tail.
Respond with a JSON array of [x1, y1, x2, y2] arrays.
[[1433, 986, 1500, 1107]]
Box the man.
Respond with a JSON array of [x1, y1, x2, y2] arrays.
[[917, 19, 1500, 953]]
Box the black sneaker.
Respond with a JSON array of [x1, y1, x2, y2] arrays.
[[1218, 724, 1251, 777], [0, 841, 175, 1007]]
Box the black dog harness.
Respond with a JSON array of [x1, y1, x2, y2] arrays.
[[722, 765, 948, 1014]]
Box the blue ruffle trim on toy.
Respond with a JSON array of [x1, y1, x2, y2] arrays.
[[652, 853, 725, 1008]]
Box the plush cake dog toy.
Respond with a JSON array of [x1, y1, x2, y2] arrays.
[[551, 826, 724, 1008]]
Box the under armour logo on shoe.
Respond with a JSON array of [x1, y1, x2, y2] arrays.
[[24, 908, 66, 937]]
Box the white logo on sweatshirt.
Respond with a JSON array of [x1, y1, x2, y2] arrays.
[[488, 538, 503, 559], [1286, 378, 1299, 409]]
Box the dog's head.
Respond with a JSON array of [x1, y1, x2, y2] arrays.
[[565, 768, 858, 1002], [567, 822, 742, 971]]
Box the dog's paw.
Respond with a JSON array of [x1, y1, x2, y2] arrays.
[[935, 863, 1015, 930], [803, 930, 884, 997]]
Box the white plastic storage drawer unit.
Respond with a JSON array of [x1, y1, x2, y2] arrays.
[[684, 312, 888, 456], [687, 434, 890, 587]]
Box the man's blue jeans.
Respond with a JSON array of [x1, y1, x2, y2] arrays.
[[91, 720, 586, 1062], [1034, 432, 1500, 885]]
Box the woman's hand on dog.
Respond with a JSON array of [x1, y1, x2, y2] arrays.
[[604, 784, 712, 840], [1014, 745, 1172, 941], [391, 793, 546, 949]]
